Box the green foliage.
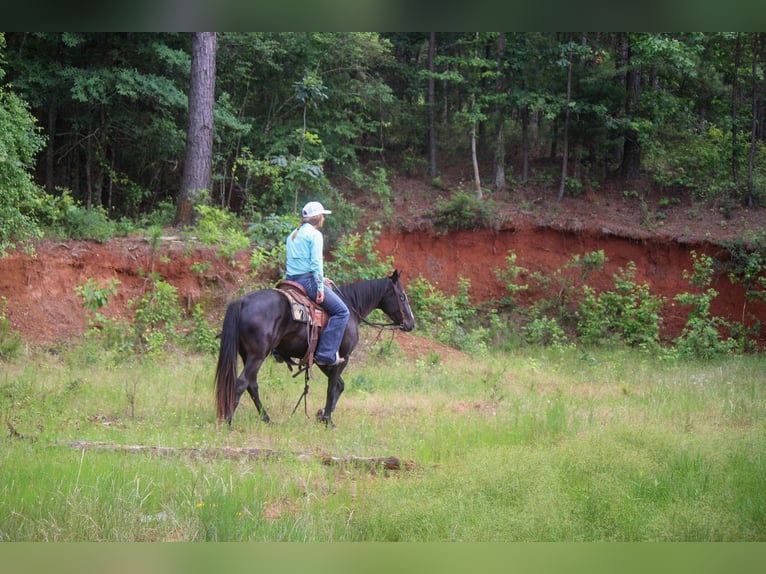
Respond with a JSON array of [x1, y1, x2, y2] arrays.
[[75, 277, 130, 357], [644, 120, 734, 203], [576, 262, 665, 349], [720, 236, 766, 322], [493, 250, 529, 305], [674, 252, 738, 359], [348, 166, 393, 220], [37, 190, 127, 242], [234, 149, 333, 216], [187, 303, 219, 355], [247, 213, 298, 249], [406, 276, 488, 354], [325, 223, 393, 284], [522, 310, 569, 348], [524, 250, 607, 326], [193, 205, 250, 263], [130, 278, 183, 357], [430, 191, 497, 234], [0, 296, 21, 361], [0, 85, 47, 253], [75, 278, 121, 313]]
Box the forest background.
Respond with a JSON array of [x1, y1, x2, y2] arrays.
[[1, 32, 766, 357]]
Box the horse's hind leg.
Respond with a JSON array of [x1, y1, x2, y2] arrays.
[[243, 357, 270, 423]]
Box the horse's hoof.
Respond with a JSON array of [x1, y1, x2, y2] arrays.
[[315, 409, 335, 428]]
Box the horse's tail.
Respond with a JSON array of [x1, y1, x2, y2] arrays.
[[215, 299, 242, 421]]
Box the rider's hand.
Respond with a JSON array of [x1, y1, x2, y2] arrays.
[[316, 290, 325, 304]]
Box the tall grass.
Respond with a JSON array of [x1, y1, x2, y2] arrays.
[[1, 337, 764, 541]]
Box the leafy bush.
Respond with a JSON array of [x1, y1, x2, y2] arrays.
[[193, 204, 250, 263], [75, 277, 121, 312], [524, 251, 607, 328], [325, 223, 394, 284], [0, 297, 21, 361], [187, 303, 219, 355], [674, 251, 738, 359], [407, 276, 488, 354], [576, 262, 664, 349], [130, 278, 182, 356], [645, 121, 736, 203], [0, 86, 47, 254], [37, 190, 129, 242], [430, 191, 497, 234], [247, 213, 298, 250], [522, 310, 569, 348], [75, 277, 131, 357], [493, 250, 529, 306]]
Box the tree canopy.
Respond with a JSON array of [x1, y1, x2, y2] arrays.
[[0, 32, 764, 241]]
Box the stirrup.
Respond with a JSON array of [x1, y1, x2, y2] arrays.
[[315, 352, 345, 366]]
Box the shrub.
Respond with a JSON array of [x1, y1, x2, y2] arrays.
[[0, 297, 21, 361], [407, 276, 488, 353], [193, 204, 250, 263], [0, 87, 47, 253], [522, 310, 569, 348], [187, 303, 219, 355], [130, 278, 182, 356], [325, 223, 394, 285], [493, 250, 529, 306], [430, 191, 496, 234], [674, 251, 738, 359], [576, 262, 664, 349]]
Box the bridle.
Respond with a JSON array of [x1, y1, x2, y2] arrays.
[[347, 277, 412, 331]]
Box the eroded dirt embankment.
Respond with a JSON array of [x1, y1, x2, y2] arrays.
[[375, 226, 764, 344], [0, 226, 763, 345]]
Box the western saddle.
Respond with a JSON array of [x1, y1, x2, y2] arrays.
[[274, 280, 330, 372]]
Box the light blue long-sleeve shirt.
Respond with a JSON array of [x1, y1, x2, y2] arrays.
[[285, 223, 325, 292]]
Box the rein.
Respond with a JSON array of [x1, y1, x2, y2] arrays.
[[332, 278, 407, 331]]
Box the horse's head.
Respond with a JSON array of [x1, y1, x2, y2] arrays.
[[381, 270, 416, 332]]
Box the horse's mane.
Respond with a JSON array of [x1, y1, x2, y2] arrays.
[[335, 277, 389, 316]]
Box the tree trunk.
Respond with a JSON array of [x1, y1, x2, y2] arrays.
[[46, 106, 56, 195], [620, 34, 642, 180], [732, 33, 741, 185], [471, 112, 482, 199], [176, 32, 217, 227], [470, 33, 482, 199], [494, 32, 507, 194], [557, 49, 573, 201], [428, 32, 438, 179], [521, 107, 529, 183], [746, 33, 762, 208]]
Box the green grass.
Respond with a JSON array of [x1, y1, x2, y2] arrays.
[[1, 337, 765, 541]]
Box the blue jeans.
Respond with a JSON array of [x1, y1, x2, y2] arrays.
[[286, 274, 350, 362]]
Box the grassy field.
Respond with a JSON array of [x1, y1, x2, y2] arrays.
[[1, 333, 765, 542]]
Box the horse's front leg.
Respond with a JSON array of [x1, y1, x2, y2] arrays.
[[318, 367, 346, 428]]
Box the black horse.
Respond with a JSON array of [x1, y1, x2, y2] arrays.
[[215, 270, 416, 427]]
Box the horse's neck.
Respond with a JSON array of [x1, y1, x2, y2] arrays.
[[340, 278, 386, 318]]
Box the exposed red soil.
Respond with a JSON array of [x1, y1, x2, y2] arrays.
[[1, 174, 765, 348]]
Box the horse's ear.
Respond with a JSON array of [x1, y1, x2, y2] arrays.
[[391, 269, 400, 282]]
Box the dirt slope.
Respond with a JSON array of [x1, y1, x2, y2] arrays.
[[1, 176, 764, 346]]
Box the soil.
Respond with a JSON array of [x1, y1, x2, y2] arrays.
[[2, 171, 765, 349]]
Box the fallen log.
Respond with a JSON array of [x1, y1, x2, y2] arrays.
[[63, 441, 414, 471], [320, 454, 415, 471]]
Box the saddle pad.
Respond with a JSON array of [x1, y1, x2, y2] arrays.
[[276, 281, 329, 329]]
